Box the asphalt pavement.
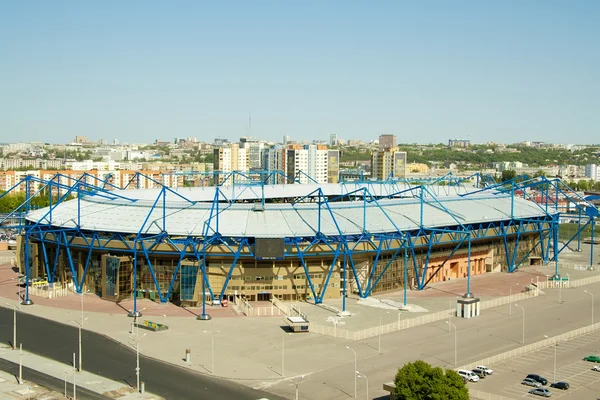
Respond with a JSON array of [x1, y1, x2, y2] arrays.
[[0, 307, 282, 400]]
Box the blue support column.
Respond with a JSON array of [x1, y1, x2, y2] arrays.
[[577, 210, 582, 252], [403, 245, 408, 307], [591, 217, 595, 268], [553, 215, 560, 278], [341, 254, 347, 313], [465, 233, 472, 298], [198, 260, 211, 320], [128, 241, 141, 318], [22, 232, 33, 305]]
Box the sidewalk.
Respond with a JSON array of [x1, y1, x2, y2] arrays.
[[0, 344, 162, 399]]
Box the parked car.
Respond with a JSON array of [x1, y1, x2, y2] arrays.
[[549, 382, 569, 390], [522, 378, 542, 388], [528, 388, 552, 397], [592, 365, 600, 372], [584, 355, 600, 363], [457, 370, 479, 382], [475, 365, 494, 375], [471, 368, 487, 379], [526, 374, 548, 385]]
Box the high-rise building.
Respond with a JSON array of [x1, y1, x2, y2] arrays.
[[285, 145, 337, 184], [240, 137, 264, 171], [371, 148, 407, 180], [213, 144, 248, 185], [378, 134, 397, 151], [283, 135, 291, 145], [261, 145, 286, 184], [330, 133, 339, 146], [585, 164, 599, 181]]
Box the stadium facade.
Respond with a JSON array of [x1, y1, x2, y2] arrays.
[[3, 172, 598, 315]]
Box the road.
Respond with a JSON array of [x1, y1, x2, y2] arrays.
[[0, 307, 281, 400]]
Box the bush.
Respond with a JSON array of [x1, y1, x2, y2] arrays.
[[394, 360, 468, 400]]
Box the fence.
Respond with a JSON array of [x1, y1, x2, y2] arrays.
[[28, 282, 69, 299], [458, 322, 600, 371], [233, 295, 253, 316], [311, 289, 541, 341], [271, 297, 308, 320], [233, 296, 286, 317]]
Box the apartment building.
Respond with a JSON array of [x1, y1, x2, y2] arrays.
[[371, 148, 407, 180], [285, 145, 338, 184], [213, 144, 248, 185], [378, 134, 397, 151]]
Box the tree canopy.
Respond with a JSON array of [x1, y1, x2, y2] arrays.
[[394, 360, 469, 400]]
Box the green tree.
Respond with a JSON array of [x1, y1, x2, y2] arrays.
[[501, 169, 517, 182], [394, 360, 469, 400]]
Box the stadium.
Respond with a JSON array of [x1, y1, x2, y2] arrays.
[[3, 172, 597, 316]]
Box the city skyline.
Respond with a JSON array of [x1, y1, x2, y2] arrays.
[[1, 1, 599, 144]]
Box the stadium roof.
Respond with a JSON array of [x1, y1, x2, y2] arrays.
[[26, 183, 555, 238]]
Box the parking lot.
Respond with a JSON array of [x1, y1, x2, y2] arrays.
[[473, 331, 600, 399]]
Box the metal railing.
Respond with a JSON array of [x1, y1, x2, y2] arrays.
[[458, 322, 600, 371], [28, 282, 69, 299]]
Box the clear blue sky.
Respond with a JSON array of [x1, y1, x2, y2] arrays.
[[1, 1, 598, 145]]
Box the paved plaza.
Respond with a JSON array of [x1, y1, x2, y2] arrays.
[[0, 244, 598, 399]]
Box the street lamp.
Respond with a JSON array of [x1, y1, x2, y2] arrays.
[[5, 302, 19, 350], [585, 290, 594, 325], [129, 330, 147, 393], [346, 346, 357, 398], [356, 371, 369, 400], [544, 335, 557, 383], [203, 330, 220, 375], [287, 374, 306, 400], [445, 321, 457, 366], [514, 303, 525, 344], [70, 318, 88, 372], [130, 307, 146, 335], [510, 283, 519, 316]]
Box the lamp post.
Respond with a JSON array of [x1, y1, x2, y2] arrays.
[[287, 374, 305, 400], [544, 335, 557, 383], [346, 346, 357, 398], [585, 290, 594, 325], [356, 371, 369, 400], [70, 318, 87, 372], [510, 283, 519, 316], [515, 303, 525, 344], [445, 321, 457, 366], [129, 329, 147, 393], [204, 330, 220, 375], [5, 302, 19, 350], [130, 307, 146, 335]]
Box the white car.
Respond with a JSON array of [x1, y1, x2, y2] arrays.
[[592, 365, 600, 372], [458, 369, 479, 382], [476, 366, 494, 375]]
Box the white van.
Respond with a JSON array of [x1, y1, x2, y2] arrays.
[[458, 370, 479, 382]]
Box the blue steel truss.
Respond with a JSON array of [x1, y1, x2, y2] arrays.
[[4, 172, 596, 316]]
